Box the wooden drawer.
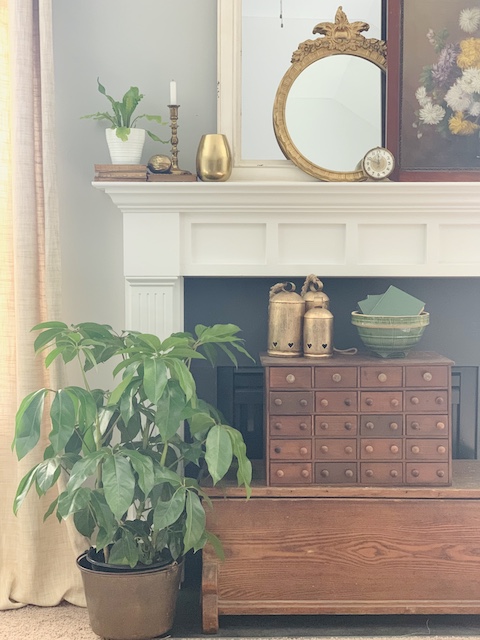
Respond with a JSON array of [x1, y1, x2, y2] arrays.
[[269, 367, 312, 389], [360, 414, 403, 437], [360, 366, 403, 387], [406, 414, 448, 436], [360, 391, 402, 412], [269, 462, 312, 484], [314, 366, 357, 388], [315, 462, 357, 483], [314, 438, 356, 460], [269, 391, 313, 414], [405, 365, 449, 388], [360, 462, 403, 484], [406, 438, 449, 460], [270, 439, 311, 460], [360, 438, 403, 460], [315, 415, 357, 436], [406, 462, 449, 484], [315, 390, 357, 413], [405, 390, 448, 412], [269, 416, 312, 437]]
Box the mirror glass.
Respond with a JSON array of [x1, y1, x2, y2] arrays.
[[241, 0, 383, 164], [285, 56, 382, 172]]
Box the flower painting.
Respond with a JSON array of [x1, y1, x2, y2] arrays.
[[386, 0, 480, 179]]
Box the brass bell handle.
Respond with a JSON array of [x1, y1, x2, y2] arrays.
[[435, 396, 445, 405], [436, 421, 445, 430], [411, 445, 420, 454], [320, 422, 328, 430], [377, 373, 387, 382], [365, 445, 374, 453], [299, 447, 308, 455], [423, 372, 433, 381], [299, 399, 308, 407], [301, 469, 310, 478], [320, 398, 329, 407], [390, 422, 399, 431], [390, 398, 399, 407], [411, 396, 419, 405], [286, 374, 296, 384], [411, 421, 420, 430], [437, 446, 446, 454], [390, 445, 399, 454], [299, 422, 308, 431], [365, 398, 373, 406], [274, 398, 282, 406], [366, 421, 374, 430], [276, 469, 285, 478], [332, 373, 342, 382]]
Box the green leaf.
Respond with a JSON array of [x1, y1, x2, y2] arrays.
[[188, 411, 216, 436], [31, 321, 68, 331], [109, 530, 140, 568], [67, 450, 106, 492], [13, 464, 41, 514], [153, 487, 186, 530], [226, 426, 252, 495], [143, 358, 168, 404], [108, 372, 134, 406], [43, 496, 59, 522], [121, 450, 154, 497], [33, 326, 68, 353], [57, 487, 91, 519], [152, 465, 183, 487], [183, 490, 206, 553], [49, 389, 77, 453], [35, 458, 61, 494], [205, 424, 233, 485], [66, 386, 98, 432], [205, 531, 225, 561], [167, 359, 196, 401], [14, 389, 48, 460], [102, 453, 135, 519], [73, 507, 96, 537], [154, 380, 186, 440], [89, 491, 117, 540]]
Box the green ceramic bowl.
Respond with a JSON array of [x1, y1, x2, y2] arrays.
[[351, 311, 430, 358]]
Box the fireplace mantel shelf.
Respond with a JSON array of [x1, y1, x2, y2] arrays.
[[94, 179, 480, 336]]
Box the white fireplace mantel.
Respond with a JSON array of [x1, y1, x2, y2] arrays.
[[94, 180, 480, 337]]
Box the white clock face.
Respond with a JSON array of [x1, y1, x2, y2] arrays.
[[362, 147, 395, 180]]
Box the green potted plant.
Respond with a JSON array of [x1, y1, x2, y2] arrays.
[[13, 321, 253, 640], [82, 78, 168, 164]]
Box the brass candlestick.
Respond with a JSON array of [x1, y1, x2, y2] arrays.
[[167, 104, 192, 175]]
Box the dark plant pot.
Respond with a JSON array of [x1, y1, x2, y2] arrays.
[[77, 552, 183, 640], [86, 547, 171, 573]]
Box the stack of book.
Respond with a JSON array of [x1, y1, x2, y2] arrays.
[[94, 164, 148, 181]]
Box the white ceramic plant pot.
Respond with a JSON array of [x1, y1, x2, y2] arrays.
[[105, 128, 146, 164]]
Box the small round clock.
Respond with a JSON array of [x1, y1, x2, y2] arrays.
[[362, 147, 395, 180]]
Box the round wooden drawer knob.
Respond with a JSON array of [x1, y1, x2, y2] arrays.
[[344, 446, 353, 454], [299, 447, 308, 455], [276, 469, 285, 478], [390, 445, 399, 454], [437, 470, 445, 478], [390, 422, 399, 431], [344, 398, 352, 407], [332, 373, 342, 382], [411, 421, 420, 430], [390, 469, 399, 478], [365, 445, 374, 453], [366, 469, 374, 478], [274, 447, 282, 454], [390, 399, 399, 407], [286, 374, 296, 383], [345, 422, 353, 431], [411, 446, 420, 454], [411, 397, 419, 405], [301, 469, 310, 478], [423, 372, 433, 381], [437, 446, 446, 454], [377, 373, 387, 382], [299, 422, 308, 431], [320, 422, 329, 430], [320, 398, 329, 407], [274, 398, 283, 406], [365, 398, 374, 406], [320, 469, 329, 478], [274, 423, 282, 430], [366, 421, 375, 430], [435, 396, 445, 405], [321, 445, 329, 453], [300, 399, 308, 407], [345, 469, 354, 478], [411, 469, 420, 477], [436, 422, 446, 430]]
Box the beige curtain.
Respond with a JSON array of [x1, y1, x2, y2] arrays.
[[0, 0, 85, 609]]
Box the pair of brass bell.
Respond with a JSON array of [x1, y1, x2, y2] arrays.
[[267, 275, 333, 358]]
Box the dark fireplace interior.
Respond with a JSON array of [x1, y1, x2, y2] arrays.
[[184, 276, 480, 461]]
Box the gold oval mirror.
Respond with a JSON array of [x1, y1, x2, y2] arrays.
[[273, 6, 387, 182]]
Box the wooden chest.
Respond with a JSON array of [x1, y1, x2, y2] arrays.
[[260, 351, 454, 486]]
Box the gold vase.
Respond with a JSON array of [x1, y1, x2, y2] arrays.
[[196, 134, 232, 181]]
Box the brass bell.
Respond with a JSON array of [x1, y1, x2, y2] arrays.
[[303, 305, 334, 358], [301, 274, 329, 311], [267, 282, 305, 357]]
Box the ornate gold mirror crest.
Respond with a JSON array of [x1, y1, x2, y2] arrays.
[[273, 6, 387, 182]]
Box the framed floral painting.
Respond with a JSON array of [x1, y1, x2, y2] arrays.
[[386, 0, 480, 180]]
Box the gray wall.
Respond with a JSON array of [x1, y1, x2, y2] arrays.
[[52, 0, 217, 332]]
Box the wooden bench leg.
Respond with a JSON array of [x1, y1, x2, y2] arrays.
[[202, 559, 219, 633]]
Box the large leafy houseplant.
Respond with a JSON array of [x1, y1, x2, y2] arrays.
[[13, 321, 253, 568], [82, 78, 168, 142]]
